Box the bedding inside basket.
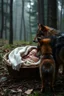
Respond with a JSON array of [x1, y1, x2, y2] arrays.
[[8, 45, 41, 71]]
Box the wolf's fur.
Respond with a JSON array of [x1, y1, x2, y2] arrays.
[[39, 38, 55, 92]]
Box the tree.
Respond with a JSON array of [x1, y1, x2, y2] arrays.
[[0, 0, 4, 38], [5, 0, 8, 39], [14, 0, 17, 40], [38, 0, 44, 24], [20, 0, 26, 41], [9, 0, 13, 44], [47, 0, 57, 28], [26, 0, 38, 41], [30, 0, 38, 33], [29, 0, 32, 42]]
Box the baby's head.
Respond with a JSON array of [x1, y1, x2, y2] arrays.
[[29, 49, 37, 55]]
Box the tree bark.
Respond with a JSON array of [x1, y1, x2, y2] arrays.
[[20, 0, 26, 41], [0, 0, 4, 38], [9, 0, 13, 44], [14, 0, 17, 40], [29, 0, 32, 42], [47, 0, 57, 28], [38, 0, 44, 24], [5, 0, 8, 39]]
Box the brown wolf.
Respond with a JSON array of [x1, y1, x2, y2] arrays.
[[39, 38, 55, 92]]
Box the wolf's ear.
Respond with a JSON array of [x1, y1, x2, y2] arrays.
[[40, 24, 46, 30]]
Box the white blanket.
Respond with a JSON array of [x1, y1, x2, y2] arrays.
[[8, 45, 41, 71]]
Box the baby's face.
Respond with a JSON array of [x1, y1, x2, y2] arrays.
[[29, 49, 37, 55]]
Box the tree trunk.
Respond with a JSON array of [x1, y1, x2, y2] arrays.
[[9, 0, 13, 44], [47, 0, 57, 28], [14, 0, 17, 40], [38, 0, 44, 24], [20, 0, 26, 41], [60, 0, 62, 31], [5, 0, 8, 39], [0, 0, 4, 38], [29, 0, 32, 42]]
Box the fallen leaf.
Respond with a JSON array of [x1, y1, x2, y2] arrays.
[[17, 89, 22, 92], [0, 77, 7, 83], [11, 89, 17, 93], [25, 89, 33, 95]]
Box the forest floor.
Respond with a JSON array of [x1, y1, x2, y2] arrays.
[[0, 40, 64, 96]]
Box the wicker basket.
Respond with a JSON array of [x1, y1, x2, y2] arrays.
[[3, 53, 40, 80]]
